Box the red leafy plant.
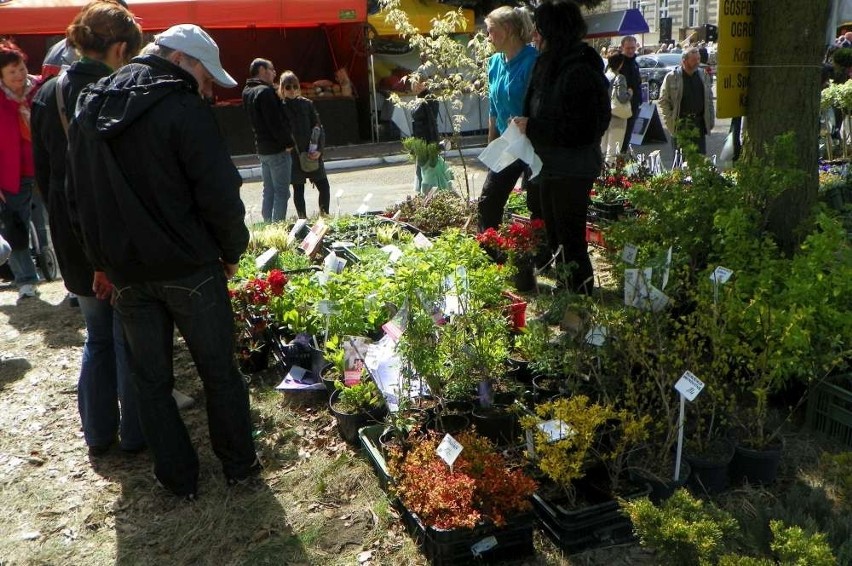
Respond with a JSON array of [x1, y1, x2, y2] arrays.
[[388, 430, 537, 530], [230, 269, 289, 355], [476, 219, 546, 263]]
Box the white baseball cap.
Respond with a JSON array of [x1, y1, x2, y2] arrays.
[[154, 24, 237, 88]]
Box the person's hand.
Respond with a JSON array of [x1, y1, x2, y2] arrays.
[[223, 262, 238, 279], [512, 116, 528, 135], [308, 151, 321, 160], [92, 271, 113, 300]]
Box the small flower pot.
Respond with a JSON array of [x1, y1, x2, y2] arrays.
[[684, 438, 735, 495], [532, 375, 567, 404], [512, 260, 536, 292], [329, 388, 388, 444], [506, 357, 532, 384], [427, 413, 469, 436], [626, 449, 691, 504], [730, 442, 782, 486], [471, 404, 519, 446]]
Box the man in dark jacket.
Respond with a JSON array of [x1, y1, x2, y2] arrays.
[[67, 24, 258, 500], [242, 58, 293, 222], [619, 35, 642, 152]]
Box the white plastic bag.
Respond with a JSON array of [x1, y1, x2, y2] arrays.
[[477, 120, 542, 179]]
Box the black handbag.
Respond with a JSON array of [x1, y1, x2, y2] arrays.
[[0, 202, 29, 251]]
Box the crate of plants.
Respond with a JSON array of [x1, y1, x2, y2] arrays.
[[521, 395, 651, 554], [358, 424, 395, 492], [386, 430, 538, 565], [806, 374, 852, 448]]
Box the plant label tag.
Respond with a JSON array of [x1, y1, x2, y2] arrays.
[[254, 247, 279, 270], [382, 300, 409, 342], [356, 203, 369, 215], [316, 272, 329, 286], [436, 434, 463, 467], [318, 300, 338, 315], [674, 371, 705, 402], [471, 536, 498, 557], [624, 268, 639, 306], [444, 293, 460, 315], [661, 246, 673, 290], [335, 189, 344, 199], [287, 219, 308, 246], [413, 232, 432, 249], [323, 252, 341, 275], [710, 266, 733, 285], [622, 244, 638, 265], [380, 244, 403, 264], [391, 210, 402, 221], [538, 419, 575, 443], [585, 325, 608, 346], [648, 285, 670, 312], [364, 192, 374, 203]]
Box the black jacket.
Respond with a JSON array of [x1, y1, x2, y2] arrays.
[[282, 96, 326, 184], [622, 54, 642, 111], [411, 91, 439, 144], [242, 78, 293, 155], [31, 58, 112, 296], [524, 42, 610, 179], [67, 54, 249, 284]]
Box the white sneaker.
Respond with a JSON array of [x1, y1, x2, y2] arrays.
[[172, 389, 195, 410], [18, 284, 38, 299]]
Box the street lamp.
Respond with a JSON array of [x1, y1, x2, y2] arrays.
[[639, 2, 654, 51]]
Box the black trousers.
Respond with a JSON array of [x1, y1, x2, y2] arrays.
[[539, 175, 595, 295], [477, 159, 528, 231], [293, 178, 331, 218]]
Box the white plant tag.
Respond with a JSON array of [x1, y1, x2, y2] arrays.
[[356, 203, 369, 215], [318, 300, 338, 315], [287, 219, 308, 246], [622, 244, 638, 265], [624, 268, 639, 306], [413, 232, 433, 249], [585, 325, 608, 346], [444, 294, 460, 315], [380, 244, 403, 264], [710, 266, 733, 285], [471, 536, 498, 557], [335, 189, 344, 199], [674, 370, 705, 402], [538, 419, 575, 443], [648, 285, 670, 312], [661, 247, 673, 290], [436, 434, 463, 467]]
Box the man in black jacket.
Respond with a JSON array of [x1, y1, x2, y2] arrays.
[[242, 58, 293, 222], [619, 36, 642, 152], [67, 24, 258, 500]]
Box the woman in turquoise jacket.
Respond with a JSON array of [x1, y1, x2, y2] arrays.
[[478, 6, 537, 232]]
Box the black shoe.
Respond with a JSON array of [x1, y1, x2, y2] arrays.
[[88, 443, 112, 457], [120, 444, 146, 455], [68, 293, 79, 308], [153, 466, 198, 502], [226, 457, 263, 487]]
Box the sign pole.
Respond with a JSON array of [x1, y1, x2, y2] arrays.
[[674, 392, 686, 481]]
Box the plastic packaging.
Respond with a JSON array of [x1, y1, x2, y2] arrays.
[[308, 126, 321, 153]]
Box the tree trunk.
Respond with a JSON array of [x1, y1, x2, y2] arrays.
[[744, 0, 830, 252]]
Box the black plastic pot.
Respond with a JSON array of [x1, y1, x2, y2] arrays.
[[471, 404, 519, 446], [730, 443, 782, 486], [320, 364, 341, 399], [440, 399, 474, 417], [532, 482, 651, 554], [512, 260, 536, 292], [329, 389, 388, 444], [427, 413, 470, 435], [237, 343, 270, 374], [532, 375, 567, 404], [684, 439, 735, 495], [627, 454, 691, 504], [400, 504, 535, 565], [506, 357, 532, 384]]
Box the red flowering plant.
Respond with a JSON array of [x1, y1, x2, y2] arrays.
[[475, 219, 546, 265], [229, 269, 289, 361], [387, 430, 537, 530]]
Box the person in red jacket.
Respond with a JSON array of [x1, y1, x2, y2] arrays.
[[0, 39, 40, 299]]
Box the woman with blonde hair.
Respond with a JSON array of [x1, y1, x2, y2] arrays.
[[278, 71, 331, 217], [478, 5, 538, 231], [31, 0, 145, 456]]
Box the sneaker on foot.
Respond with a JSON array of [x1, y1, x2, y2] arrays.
[[226, 457, 263, 487], [172, 389, 195, 410], [18, 284, 38, 299], [68, 293, 79, 308]]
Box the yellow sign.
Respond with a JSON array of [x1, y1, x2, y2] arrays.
[[716, 0, 756, 118]]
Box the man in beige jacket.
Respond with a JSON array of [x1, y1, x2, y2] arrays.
[[658, 47, 715, 154]]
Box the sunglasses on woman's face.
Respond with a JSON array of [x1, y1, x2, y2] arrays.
[[283, 84, 299, 90]]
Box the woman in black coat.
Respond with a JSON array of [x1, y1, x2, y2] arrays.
[[513, 0, 610, 295], [279, 71, 330, 218]]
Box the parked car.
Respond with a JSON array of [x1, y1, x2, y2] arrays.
[[636, 53, 714, 101]]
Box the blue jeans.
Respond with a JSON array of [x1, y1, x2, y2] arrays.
[[77, 296, 145, 450], [259, 151, 292, 222], [112, 263, 256, 496], [5, 178, 38, 286]]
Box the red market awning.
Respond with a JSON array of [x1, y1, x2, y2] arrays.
[[0, 0, 366, 35]]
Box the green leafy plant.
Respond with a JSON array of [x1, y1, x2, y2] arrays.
[[401, 137, 440, 167], [333, 377, 385, 414]]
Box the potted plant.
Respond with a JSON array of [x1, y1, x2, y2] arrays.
[[386, 430, 538, 563], [328, 376, 388, 444], [230, 269, 289, 373], [520, 395, 651, 553], [475, 219, 546, 292]]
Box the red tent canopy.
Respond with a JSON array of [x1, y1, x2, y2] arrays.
[[0, 0, 366, 35]]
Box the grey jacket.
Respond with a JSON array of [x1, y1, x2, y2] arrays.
[[658, 66, 715, 135]]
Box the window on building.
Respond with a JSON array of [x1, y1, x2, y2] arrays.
[[687, 0, 699, 27], [658, 0, 669, 20]]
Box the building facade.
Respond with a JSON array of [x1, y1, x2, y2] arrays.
[[610, 0, 719, 45]]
